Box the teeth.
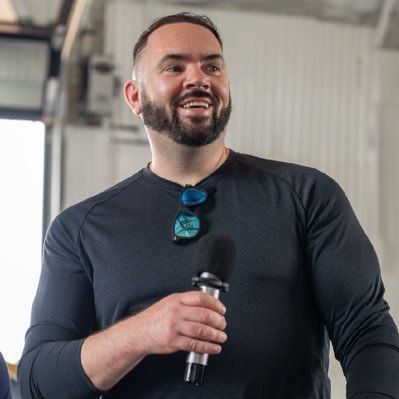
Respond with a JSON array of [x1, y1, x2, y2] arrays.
[[183, 101, 209, 109]]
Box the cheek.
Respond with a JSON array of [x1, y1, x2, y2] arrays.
[[215, 79, 230, 103], [152, 80, 182, 101]]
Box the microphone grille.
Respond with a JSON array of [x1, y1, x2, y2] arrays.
[[193, 233, 236, 282]]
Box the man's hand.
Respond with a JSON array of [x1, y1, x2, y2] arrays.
[[134, 291, 227, 356], [81, 291, 227, 391]]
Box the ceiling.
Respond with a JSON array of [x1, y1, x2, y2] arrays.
[[168, 0, 385, 25], [0, 0, 386, 26], [0, 0, 64, 26], [0, 0, 398, 49]]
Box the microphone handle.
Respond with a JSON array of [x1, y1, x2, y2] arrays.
[[184, 284, 221, 385]]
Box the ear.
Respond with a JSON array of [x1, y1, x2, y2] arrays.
[[124, 80, 142, 115]]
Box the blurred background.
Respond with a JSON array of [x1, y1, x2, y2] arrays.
[[0, 0, 398, 397]]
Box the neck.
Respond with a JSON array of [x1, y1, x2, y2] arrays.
[[147, 131, 229, 186]]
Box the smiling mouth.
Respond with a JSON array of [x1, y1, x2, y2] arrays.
[[178, 102, 213, 118], [181, 101, 210, 109]]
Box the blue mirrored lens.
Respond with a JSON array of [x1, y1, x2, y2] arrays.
[[181, 188, 207, 206], [174, 211, 200, 238]]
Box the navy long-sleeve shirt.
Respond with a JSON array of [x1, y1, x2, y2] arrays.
[[19, 150, 399, 398]]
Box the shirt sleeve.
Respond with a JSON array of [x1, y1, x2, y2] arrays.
[[17, 214, 104, 399], [305, 171, 399, 399]]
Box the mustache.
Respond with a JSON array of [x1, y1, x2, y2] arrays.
[[173, 90, 216, 107]]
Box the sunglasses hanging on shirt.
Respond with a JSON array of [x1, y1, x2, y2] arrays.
[[172, 185, 208, 242]]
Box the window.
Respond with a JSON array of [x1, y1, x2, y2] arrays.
[[0, 119, 45, 364]]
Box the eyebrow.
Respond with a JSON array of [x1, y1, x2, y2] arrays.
[[156, 53, 225, 69]]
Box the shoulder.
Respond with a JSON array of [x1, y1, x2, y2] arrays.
[[235, 152, 319, 181], [47, 170, 144, 242], [234, 152, 335, 200], [233, 152, 352, 227]]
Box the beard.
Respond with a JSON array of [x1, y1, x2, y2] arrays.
[[141, 89, 232, 147]]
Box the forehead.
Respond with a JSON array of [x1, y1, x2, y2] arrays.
[[144, 22, 223, 61]]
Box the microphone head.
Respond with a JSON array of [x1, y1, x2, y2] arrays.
[[193, 233, 236, 282]]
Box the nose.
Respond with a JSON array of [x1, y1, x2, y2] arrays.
[[183, 64, 210, 90]]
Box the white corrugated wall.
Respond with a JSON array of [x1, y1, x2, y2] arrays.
[[378, 50, 399, 318]]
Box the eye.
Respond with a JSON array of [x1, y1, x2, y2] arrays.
[[165, 65, 183, 73], [205, 64, 221, 73]]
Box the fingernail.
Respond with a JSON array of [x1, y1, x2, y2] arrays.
[[220, 305, 226, 314]]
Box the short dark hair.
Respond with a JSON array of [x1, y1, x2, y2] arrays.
[[133, 12, 223, 66]]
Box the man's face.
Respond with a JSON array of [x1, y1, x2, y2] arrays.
[[134, 22, 231, 147]]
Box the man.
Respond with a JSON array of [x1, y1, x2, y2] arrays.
[[19, 12, 399, 399]]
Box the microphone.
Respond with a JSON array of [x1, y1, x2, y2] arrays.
[[184, 233, 236, 386]]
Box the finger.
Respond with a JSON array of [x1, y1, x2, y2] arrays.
[[179, 291, 226, 315], [174, 335, 222, 355], [181, 306, 227, 331], [179, 321, 227, 344]]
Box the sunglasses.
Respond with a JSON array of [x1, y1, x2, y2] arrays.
[[172, 185, 208, 242]]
